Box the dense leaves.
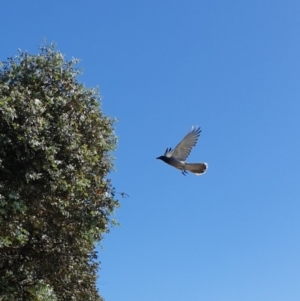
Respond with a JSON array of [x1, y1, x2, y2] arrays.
[[0, 45, 119, 300]]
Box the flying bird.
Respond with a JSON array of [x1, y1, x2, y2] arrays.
[[157, 126, 208, 176]]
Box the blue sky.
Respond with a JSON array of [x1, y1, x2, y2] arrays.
[[1, 1, 300, 300]]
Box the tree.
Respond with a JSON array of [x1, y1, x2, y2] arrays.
[[0, 45, 119, 300]]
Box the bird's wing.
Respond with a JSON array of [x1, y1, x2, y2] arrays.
[[171, 126, 201, 161], [164, 147, 174, 157]]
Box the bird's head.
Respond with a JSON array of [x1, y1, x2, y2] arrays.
[[156, 155, 168, 163]]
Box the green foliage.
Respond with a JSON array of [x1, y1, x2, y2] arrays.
[[0, 45, 119, 300]]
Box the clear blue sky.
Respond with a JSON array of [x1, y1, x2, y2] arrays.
[[1, 1, 300, 300]]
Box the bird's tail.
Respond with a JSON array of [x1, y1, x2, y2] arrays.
[[185, 163, 208, 175]]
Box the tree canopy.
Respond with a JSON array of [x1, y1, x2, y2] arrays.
[[0, 45, 119, 300]]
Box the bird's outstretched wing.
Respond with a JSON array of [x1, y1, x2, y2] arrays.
[[171, 126, 201, 161]]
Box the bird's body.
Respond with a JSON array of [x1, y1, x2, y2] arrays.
[[157, 126, 208, 176]]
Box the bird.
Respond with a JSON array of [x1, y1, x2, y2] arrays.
[[156, 126, 208, 176]]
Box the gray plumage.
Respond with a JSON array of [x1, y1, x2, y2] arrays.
[[157, 126, 208, 176]]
